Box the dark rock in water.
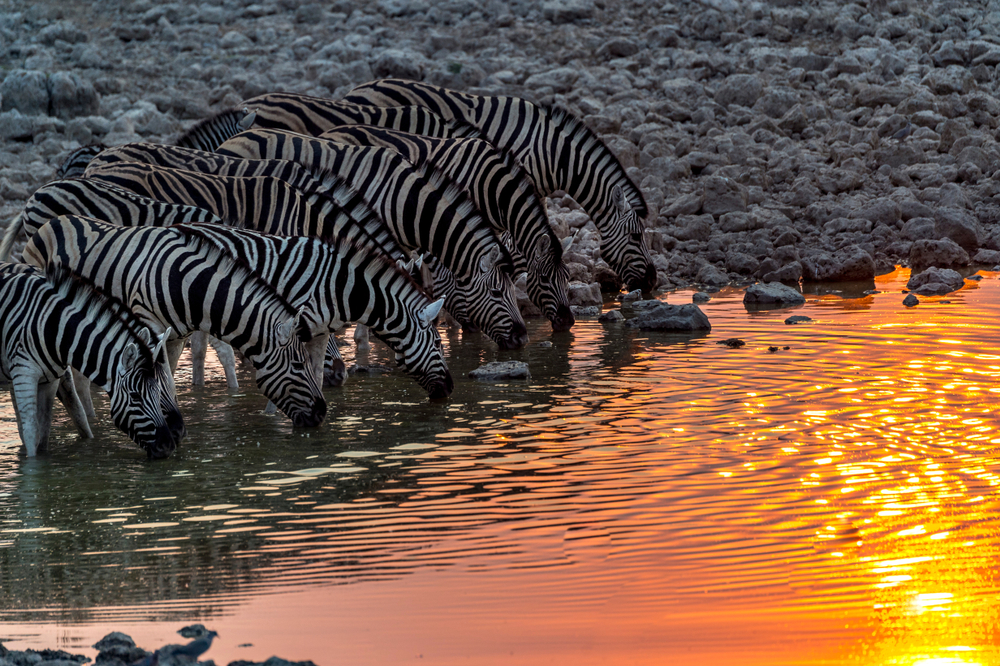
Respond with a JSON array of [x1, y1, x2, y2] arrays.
[[227, 658, 319, 666], [536, 340, 553, 347], [347, 363, 393, 375], [968, 274, 983, 281], [717, 338, 745, 348], [907, 267, 965, 295], [469, 361, 530, 380], [598, 309, 624, 323], [801, 245, 875, 281], [743, 282, 805, 306], [903, 293, 919, 307], [93, 633, 148, 665], [692, 291, 711, 303], [624, 302, 711, 331], [94, 633, 138, 652], [909, 239, 969, 272], [570, 305, 600, 317], [972, 248, 1000, 264], [785, 315, 813, 324], [768, 346, 779, 352]]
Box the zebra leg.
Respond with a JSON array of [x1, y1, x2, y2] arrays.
[[189, 331, 208, 386], [306, 333, 331, 389], [35, 380, 60, 454], [57, 369, 94, 439], [208, 337, 240, 389], [353, 324, 371, 351], [324, 336, 347, 388], [166, 338, 186, 373], [10, 371, 42, 456], [72, 368, 97, 421]]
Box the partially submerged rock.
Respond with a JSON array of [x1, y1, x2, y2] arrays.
[[469, 361, 530, 381], [906, 267, 966, 295], [598, 309, 624, 323], [903, 293, 920, 307], [785, 315, 813, 324], [743, 282, 805, 307], [624, 302, 711, 331]]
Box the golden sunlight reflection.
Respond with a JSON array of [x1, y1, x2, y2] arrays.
[[0, 269, 998, 665]]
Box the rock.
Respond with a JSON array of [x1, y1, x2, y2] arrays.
[[570, 305, 600, 317], [907, 267, 966, 295], [762, 261, 802, 283], [227, 658, 318, 666], [696, 263, 729, 287], [909, 239, 970, 271], [717, 338, 745, 348], [714, 74, 763, 108], [785, 315, 812, 324], [692, 291, 711, 303], [47, 72, 100, 119], [566, 280, 601, 306], [469, 361, 529, 380], [725, 251, 759, 275], [541, 0, 593, 23], [93, 634, 136, 652], [903, 293, 919, 307], [901, 217, 938, 242], [701, 175, 747, 216], [743, 282, 805, 306], [598, 309, 624, 322], [801, 245, 875, 281], [523, 67, 579, 93], [973, 248, 1000, 264], [372, 49, 425, 80], [934, 207, 981, 251], [624, 302, 711, 331], [0, 70, 49, 115], [921, 66, 976, 95]]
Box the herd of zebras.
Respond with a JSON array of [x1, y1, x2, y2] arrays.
[[0, 78, 655, 459]]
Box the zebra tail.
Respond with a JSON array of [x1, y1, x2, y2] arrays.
[[0, 210, 25, 262]]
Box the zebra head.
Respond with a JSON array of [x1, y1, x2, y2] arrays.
[[250, 308, 327, 428], [108, 330, 177, 460], [462, 245, 529, 350], [386, 297, 454, 400], [600, 185, 657, 292], [525, 234, 574, 332]]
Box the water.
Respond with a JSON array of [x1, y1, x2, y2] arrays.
[[1, 267, 998, 666]]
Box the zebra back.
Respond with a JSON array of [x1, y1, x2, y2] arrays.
[[174, 106, 257, 152], [23, 214, 327, 427], [240, 92, 481, 140], [343, 79, 656, 291], [0, 261, 177, 457], [319, 124, 573, 330], [216, 128, 529, 349]]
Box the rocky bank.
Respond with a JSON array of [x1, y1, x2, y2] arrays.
[[1, 0, 999, 309]]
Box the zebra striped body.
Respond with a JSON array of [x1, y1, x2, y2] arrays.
[[183, 223, 453, 399], [0, 178, 226, 263], [216, 129, 528, 349], [56, 144, 107, 179], [237, 94, 479, 145], [0, 263, 179, 457], [23, 215, 327, 428], [343, 79, 657, 291], [175, 106, 257, 151], [318, 124, 574, 331]]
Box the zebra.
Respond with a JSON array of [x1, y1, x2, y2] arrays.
[[317, 124, 575, 331], [174, 106, 257, 151], [22, 215, 328, 428], [0, 262, 179, 458], [181, 223, 454, 399], [56, 144, 107, 179], [341, 79, 657, 292], [0, 177, 243, 401], [215, 128, 529, 349]]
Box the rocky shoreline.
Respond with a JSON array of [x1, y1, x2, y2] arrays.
[[0, 0, 999, 313]]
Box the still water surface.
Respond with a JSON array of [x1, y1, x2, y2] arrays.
[[0, 267, 998, 666]]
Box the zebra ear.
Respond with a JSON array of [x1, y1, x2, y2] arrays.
[[561, 235, 574, 254], [534, 234, 551, 259], [419, 298, 445, 326], [414, 254, 423, 270], [238, 108, 257, 131], [118, 342, 140, 376], [137, 328, 152, 347], [275, 318, 294, 346], [479, 245, 502, 273], [401, 258, 415, 274]]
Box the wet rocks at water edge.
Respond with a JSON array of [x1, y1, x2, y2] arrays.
[[906, 267, 967, 295], [785, 315, 813, 325], [623, 302, 711, 331], [598, 309, 624, 323], [743, 283, 806, 307], [0, 645, 89, 666], [469, 361, 530, 380], [903, 293, 920, 307]]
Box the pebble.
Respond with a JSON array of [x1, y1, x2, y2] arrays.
[[468, 361, 530, 380]]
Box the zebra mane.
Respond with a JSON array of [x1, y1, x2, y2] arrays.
[[543, 104, 648, 219], [174, 106, 253, 151], [43, 263, 156, 368], [417, 160, 516, 275], [56, 143, 106, 179], [173, 223, 300, 315]]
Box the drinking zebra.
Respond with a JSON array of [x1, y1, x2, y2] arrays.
[[0, 263, 180, 458], [181, 223, 454, 399], [339, 79, 656, 292], [23, 215, 327, 428], [215, 128, 529, 349], [317, 124, 575, 331]]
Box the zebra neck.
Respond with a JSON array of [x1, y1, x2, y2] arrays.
[[61, 314, 126, 391]]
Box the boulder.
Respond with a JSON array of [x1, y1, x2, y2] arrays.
[[47, 72, 100, 119], [624, 302, 711, 331], [743, 282, 805, 306], [934, 207, 982, 251], [701, 175, 747, 216], [906, 267, 966, 295], [566, 281, 601, 306], [598, 309, 624, 323], [785, 315, 813, 324], [972, 248, 1000, 264], [713, 73, 763, 108], [801, 245, 875, 281], [0, 70, 49, 115], [469, 361, 530, 380], [372, 49, 425, 80], [909, 239, 969, 271]]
